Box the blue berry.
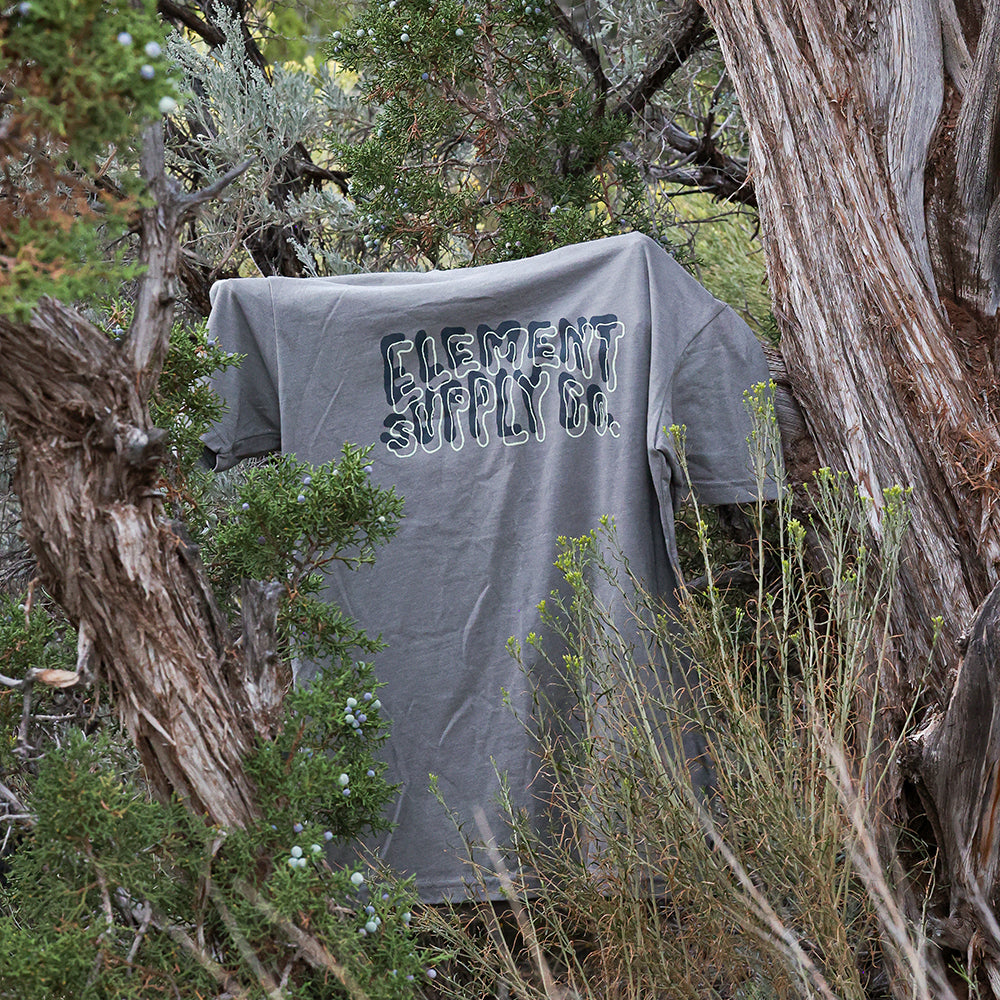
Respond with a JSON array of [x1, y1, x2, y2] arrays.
[[400, 32, 409, 42], [342, 787, 351, 796], [290, 846, 303, 858], [367, 769, 376, 778], [427, 969, 437, 980], [365, 905, 375, 915], [455, 27, 464, 36], [324, 830, 333, 841], [346, 697, 358, 709], [421, 72, 429, 81], [351, 871, 365, 886], [117, 31, 133, 45], [144, 40, 162, 58], [339, 773, 350, 786], [297, 493, 306, 503], [241, 502, 250, 510], [302, 475, 312, 485], [357, 713, 367, 724], [140, 64, 155, 80], [363, 692, 373, 701], [293, 822, 304, 833]]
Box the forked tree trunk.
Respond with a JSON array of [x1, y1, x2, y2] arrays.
[[700, 0, 1000, 986], [0, 129, 277, 828]]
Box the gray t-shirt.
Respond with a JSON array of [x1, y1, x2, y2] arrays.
[[203, 233, 771, 901]]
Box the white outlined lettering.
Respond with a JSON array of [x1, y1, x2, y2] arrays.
[[380, 315, 624, 457]]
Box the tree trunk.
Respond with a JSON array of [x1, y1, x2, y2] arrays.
[[0, 128, 274, 828], [700, 0, 1000, 986]]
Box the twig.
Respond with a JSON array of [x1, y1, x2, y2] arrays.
[[82, 841, 116, 989], [126, 900, 154, 966], [16, 673, 34, 755], [181, 157, 256, 215], [208, 884, 285, 1000], [614, 0, 713, 121], [0, 779, 26, 812], [550, 1, 609, 115], [684, 560, 757, 594], [234, 878, 371, 1000], [473, 807, 559, 1000], [158, 917, 247, 996], [83, 841, 115, 938]]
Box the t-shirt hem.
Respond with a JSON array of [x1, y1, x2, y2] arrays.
[[202, 431, 281, 471], [689, 478, 778, 505]]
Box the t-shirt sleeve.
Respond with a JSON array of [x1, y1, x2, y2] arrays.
[[658, 305, 775, 507], [201, 278, 282, 471]]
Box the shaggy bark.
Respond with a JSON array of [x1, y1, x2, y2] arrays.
[[700, 0, 1000, 987], [0, 127, 277, 827], [908, 585, 1000, 961]]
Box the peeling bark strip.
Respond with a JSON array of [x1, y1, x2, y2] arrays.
[[0, 126, 267, 828], [908, 582, 1000, 957], [699, 0, 1000, 987]]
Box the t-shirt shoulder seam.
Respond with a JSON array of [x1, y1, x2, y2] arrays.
[[656, 299, 731, 445], [677, 300, 732, 363]]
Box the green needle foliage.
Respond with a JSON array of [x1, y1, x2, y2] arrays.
[[0, 0, 179, 319], [332, 0, 655, 268]]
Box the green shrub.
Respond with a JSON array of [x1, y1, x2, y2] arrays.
[[331, 0, 656, 268], [0, 0, 180, 319]]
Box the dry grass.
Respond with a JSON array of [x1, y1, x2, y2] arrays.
[[420, 397, 953, 1000]]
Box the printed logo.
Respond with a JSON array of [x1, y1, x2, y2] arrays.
[[379, 315, 624, 457]]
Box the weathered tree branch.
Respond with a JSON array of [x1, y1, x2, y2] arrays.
[[551, 1, 610, 116], [0, 125, 273, 828], [613, 0, 713, 122], [953, 3, 1000, 313], [700, 0, 1000, 988], [156, 0, 224, 47], [907, 583, 1000, 957]]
